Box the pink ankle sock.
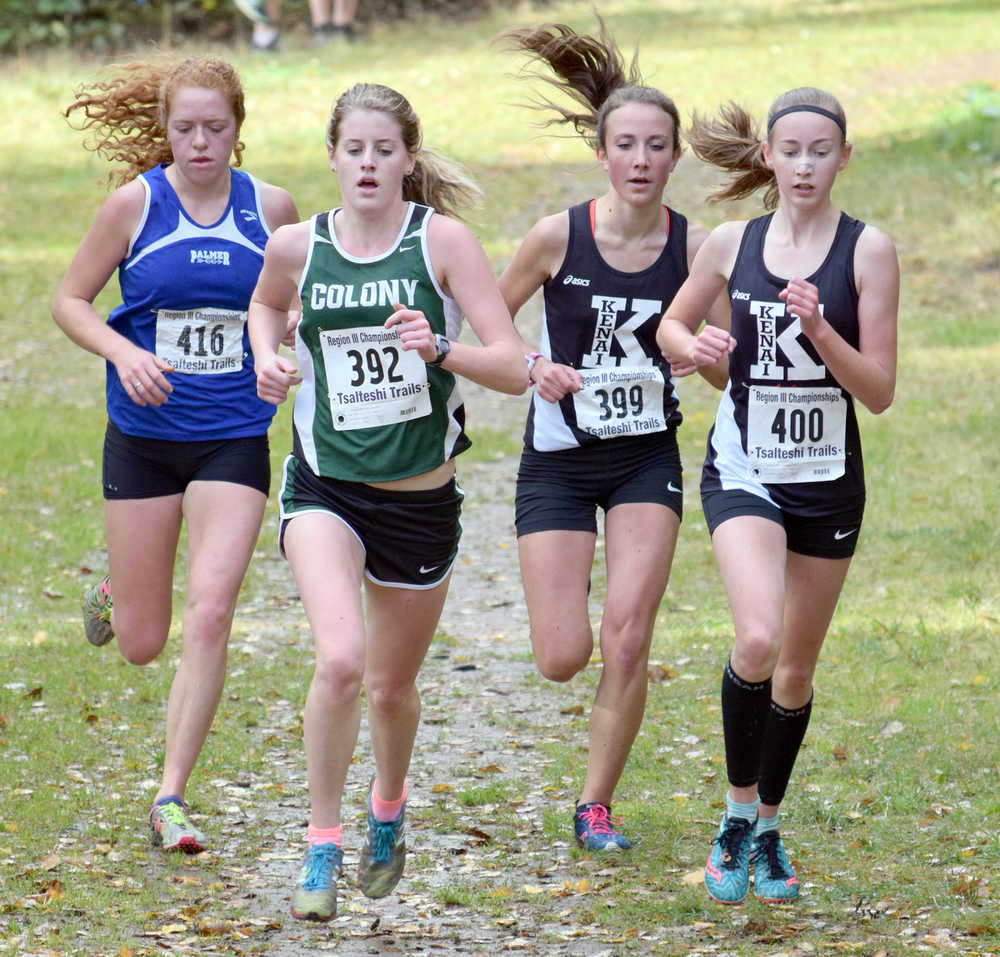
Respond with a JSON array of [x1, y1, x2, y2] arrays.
[[307, 824, 343, 848], [371, 781, 406, 822]]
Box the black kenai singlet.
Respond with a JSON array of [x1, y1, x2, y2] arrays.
[[702, 211, 867, 516], [525, 200, 689, 452]]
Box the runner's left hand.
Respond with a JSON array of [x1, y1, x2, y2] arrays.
[[780, 278, 824, 338], [386, 302, 436, 362]]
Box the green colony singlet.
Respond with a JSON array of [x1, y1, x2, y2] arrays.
[[291, 203, 470, 482]]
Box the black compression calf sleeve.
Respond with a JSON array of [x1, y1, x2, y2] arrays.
[[721, 660, 772, 789], [757, 695, 813, 807]]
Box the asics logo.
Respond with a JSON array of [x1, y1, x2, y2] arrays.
[[833, 528, 857, 541], [563, 275, 591, 286], [731, 289, 751, 300]]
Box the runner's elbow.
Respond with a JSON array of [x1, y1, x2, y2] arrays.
[[862, 382, 894, 415]]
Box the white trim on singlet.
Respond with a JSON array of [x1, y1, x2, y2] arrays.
[[125, 176, 152, 260], [327, 204, 416, 264], [292, 325, 320, 473], [528, 308, 577, 452], [245, 171, 271, 238], [125, 207, 263, 271], [708, 383, 776, 504]]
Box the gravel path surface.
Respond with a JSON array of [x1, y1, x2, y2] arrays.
[[194, 383, 650, 955]]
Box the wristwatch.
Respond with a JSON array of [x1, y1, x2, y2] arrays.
[[429, 334, 451, 366], [524, 352, 542, 381]]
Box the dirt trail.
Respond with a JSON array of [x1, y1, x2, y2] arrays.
[[193, 383, 646, 955]]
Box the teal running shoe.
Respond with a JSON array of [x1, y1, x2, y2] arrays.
[[358, 786, 407, 899], [291, 843, 343, 921], [149, 798, 206, 853], [752, 829, 800, 901], [704, 815, 754, 903], [232, 0, 272, 25], [82, 575, 114, 647], [573, 802, 632, 851]]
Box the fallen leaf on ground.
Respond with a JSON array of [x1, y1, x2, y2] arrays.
[[878, 720, 904, 738]]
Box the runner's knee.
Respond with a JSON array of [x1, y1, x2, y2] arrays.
[[117, 625, 170, 666], [598, 621, 652, 681], [731, 628, 782, 681], [533, 633, 592, 682], [182, 590, 238, 646], [365, 677, 418, 716], [113, 600, 171, 665], [313, 648, 364, 704]]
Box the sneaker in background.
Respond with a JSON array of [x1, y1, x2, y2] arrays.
[[357, 785, 407, 899], [752, 829, 800, 901], [251, 24, 280, 50], [82, 575, 114, 647], [573, 801, 632, 851], [149, 797, 206, 854]]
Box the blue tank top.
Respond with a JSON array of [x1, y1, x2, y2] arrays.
[[525, 200, 687, 452], [105, 164, 276, 440], [702, 211, 866, 514]]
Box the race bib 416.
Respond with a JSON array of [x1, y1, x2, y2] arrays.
[[156, 307, 246, 374]]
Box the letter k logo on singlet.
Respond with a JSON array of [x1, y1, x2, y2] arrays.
[[749, 300, 825, 381], [581, 296, 661, 366]]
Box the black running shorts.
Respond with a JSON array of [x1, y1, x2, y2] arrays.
[[278, 453, 463, 589], [102, 420, 270, 500], [515, 431, 683, 536], [701, 488, 864, 559]]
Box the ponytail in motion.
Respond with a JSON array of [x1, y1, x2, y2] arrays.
[[495, 14, 680, 153]]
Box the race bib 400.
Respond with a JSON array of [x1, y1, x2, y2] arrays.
[[746, 385, 847, 483]]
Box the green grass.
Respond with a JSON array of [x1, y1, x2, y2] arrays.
[[2, 0, 999, 953]]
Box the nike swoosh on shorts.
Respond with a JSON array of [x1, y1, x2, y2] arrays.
[[833, 528, 857, 540]]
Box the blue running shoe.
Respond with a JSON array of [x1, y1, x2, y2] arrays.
[[573, 801, 632, 851], [358, 786, 406, 899], [291, 842, 342, 921], [752, 829, 799, 901], [704, 815, 754, 903]]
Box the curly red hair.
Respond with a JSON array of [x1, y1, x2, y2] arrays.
[[65, 56, 246, 187]]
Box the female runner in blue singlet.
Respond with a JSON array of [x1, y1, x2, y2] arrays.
[[52, 56, 299, 854]]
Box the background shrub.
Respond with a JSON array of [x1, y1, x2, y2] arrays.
[[0, 0, 529, 55]]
